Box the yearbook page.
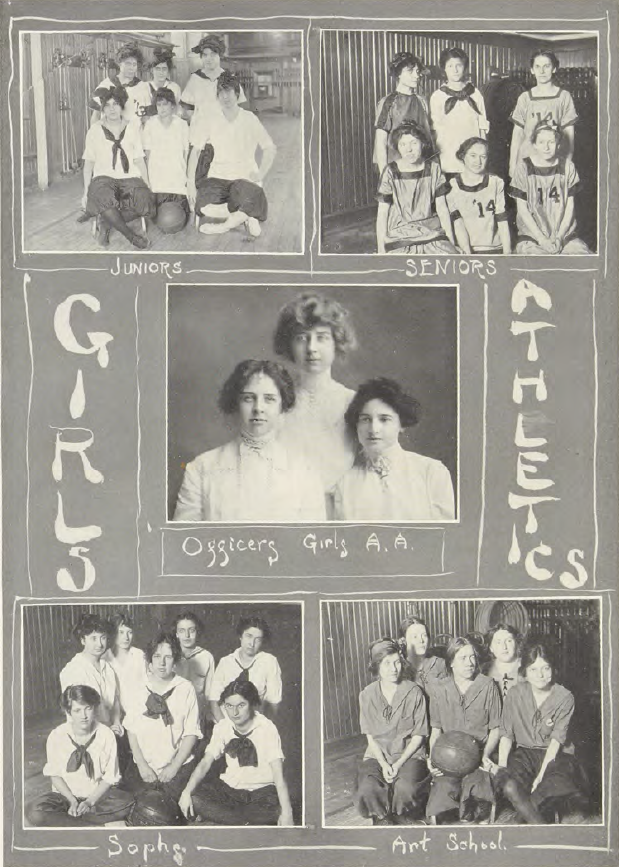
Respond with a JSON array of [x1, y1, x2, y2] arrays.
[[1, 2, 617, 867]]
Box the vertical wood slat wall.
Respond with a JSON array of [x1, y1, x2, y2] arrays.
[[322, 598, 600, 744], [23, 33, 175, 185], [22, 603, 140, 719], [322, 599, 476, 744], [320, 30, 595, 220]]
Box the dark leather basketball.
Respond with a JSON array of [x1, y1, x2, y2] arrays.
[[432, 730, 481, 778], [126, 788, 187, 826], [157, 202, 187, 234]]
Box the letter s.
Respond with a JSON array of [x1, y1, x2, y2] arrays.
[[559, 548, 588, 590], [108, 834, 122, 857]]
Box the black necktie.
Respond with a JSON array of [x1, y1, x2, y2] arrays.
[[101, 125, 130, 174], [225, 729, 258, 766], [143, 687, 176, 726], [66, 732, 96, 779], [443, 83, 481, 116]]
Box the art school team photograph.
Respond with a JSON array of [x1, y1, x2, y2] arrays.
[[167, 286, 457, 524], [22, 31, 302, 253], [323, 599, 601, 828], [22, 603, 303, 828], [321, 30, 598, 255]]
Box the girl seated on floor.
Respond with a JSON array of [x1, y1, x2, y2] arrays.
[[376, 121, 457, 255], [492, 643, 586, 824], [122, 632, 201, 810], [187, 71, 276, 239], [445, 137, 511, 254], [25, 685, 133, 827], [355, 638, 430, 825], [82, 85, 153, 249], [179, 679, 294, 826], [426, 637, 501, 824], [509, 120, 590, 255]]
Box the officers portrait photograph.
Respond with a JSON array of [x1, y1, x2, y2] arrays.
[[167, 284, 458, 525]]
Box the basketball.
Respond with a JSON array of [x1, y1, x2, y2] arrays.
[[157, 201, 188, 234], [431, 731, 481, 778], [126, 788, 187, 826]]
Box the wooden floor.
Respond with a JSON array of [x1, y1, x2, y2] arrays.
[[323, 735, 601, 828], [23, 113, 303, 254]]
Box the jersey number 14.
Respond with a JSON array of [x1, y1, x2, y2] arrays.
[[537, 186, 560, 205], [474, 199, 495, 218]]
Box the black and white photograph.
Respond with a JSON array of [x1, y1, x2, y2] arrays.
[[21, 29, 303, 253], [22, 601, 303, 828], [167, 284, 458, 524], [320, 30, 597, 256], [322, 597, 602, 827]]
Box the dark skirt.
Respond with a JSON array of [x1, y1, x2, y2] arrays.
[[426, 767, 495, 819], [506, 746, 580, 808], [356, 756, 430, 819], [191, 777, 281, 826], [196, 178, 268, 222], [25, 787, 133, 827], [122, 754, 198, 804], [86, 176, 155, 218]]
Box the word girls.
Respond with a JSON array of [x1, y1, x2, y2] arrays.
[[52, 292, 112, 592], [508, 279, 588, 588]]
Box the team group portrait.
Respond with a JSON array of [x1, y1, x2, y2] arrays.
[[22, 602, 303, 828], [167, 285, 457, 524], [320, 30, 597, 255], [322, 598, 601, 828], [21, 29, 303, 253]]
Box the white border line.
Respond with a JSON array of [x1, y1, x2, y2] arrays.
[[319, 594, 607, 831], [195, 845, 377, 852], [22, 274, 34, 596], [592, 278, 599, 589], [134, 286, 142, 597], [605, 593, 613, 848], [164, 282, 460, 526], [316, 26, 603, 259], [475, 281, 489, 587], [605, 10, 611, 278], [17, 599, 305, 833]]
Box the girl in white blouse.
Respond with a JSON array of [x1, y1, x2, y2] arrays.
[[173, 359, 325, 523], [274, 293, 358, 493], [332, 377, 455, 521], [82, 85, 153, 248]]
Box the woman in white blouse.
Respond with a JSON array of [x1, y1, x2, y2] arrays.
[[332, 377, 455, 521], [173, 359, 325, 522], [103, 612, 147, 718], [82, 85, 153, 249], [274, 293, 358, 494]]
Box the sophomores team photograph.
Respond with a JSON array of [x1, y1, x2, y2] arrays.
[[22, 602, 303, 827]]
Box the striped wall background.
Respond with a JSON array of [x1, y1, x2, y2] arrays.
[[320, 29, 597, 219], [322, 598, 600, 743]]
